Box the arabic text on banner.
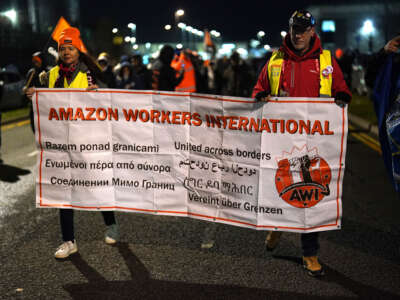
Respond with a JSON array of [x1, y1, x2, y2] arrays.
[[33, 89, 347, 233]]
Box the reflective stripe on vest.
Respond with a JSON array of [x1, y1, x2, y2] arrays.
[[319, 50, 332, 97], [176, 85, 196, 92], [267, 49, 332, 97], [267, 51, 285, 96], [48, 66, 89, 88]]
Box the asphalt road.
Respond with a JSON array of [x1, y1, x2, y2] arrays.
[[0, 121, 399, 300]]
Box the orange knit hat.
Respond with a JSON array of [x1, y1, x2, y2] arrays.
[[58, 27, 84, 52]]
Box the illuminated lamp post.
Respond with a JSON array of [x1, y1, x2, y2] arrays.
[[360, 19, 375, 52], [0, 9, 17, 26]]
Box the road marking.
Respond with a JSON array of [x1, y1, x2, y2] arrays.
[[349, 124, 381, 154], [1, 120, 30, 131], [27, 150, 38, 157]]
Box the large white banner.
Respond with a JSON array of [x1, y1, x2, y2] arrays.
[[33, 89, 347, 233]]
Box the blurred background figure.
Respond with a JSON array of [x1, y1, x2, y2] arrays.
[[214, 56, 229, 96], [190, 51, 209, 94], [116, 61, 143, 90], [222, 51, 253, 97], [97, 52, 116, 88], [23, 51, 48, 132], [204, 59, 216, 94], [151, 45, 184, 91], [113, 55, 130, 76], [336, 49, 355, 89], [131, 54, 153, 90]]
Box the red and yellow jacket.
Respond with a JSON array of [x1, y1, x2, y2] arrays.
[[252, 34, 351, 99]]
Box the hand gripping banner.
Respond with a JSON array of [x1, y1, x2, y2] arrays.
[[33, 89, 347, 233]]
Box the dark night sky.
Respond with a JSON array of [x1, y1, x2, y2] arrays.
[[80, 0, 321, 45], [80, 0, 384, 46]]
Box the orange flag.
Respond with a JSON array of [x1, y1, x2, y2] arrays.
[[51, 16, 71, 42], [204, 30, 214, 48], [50, 16, 88, 53]]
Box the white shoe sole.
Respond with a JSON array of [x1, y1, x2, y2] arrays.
[[54, 247, 78, 259], [105, 236, 117, 245]]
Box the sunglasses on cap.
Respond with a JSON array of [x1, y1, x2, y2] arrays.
[[289, 10, 316, 30]]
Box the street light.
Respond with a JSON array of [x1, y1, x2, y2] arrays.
[[128, 22, 137, 44], [127, 23, 136, 30], [175, 9, 185, 18], [210, 30, 220, 38], [361, 19, 375, 36], [174, 10, 185, 46], [250, 39, 260, 48], [0, 9, 17, 25], [164, 24, 172, 30], [177, 23, 186, 47], [175, 9, 185, 27], [257, 31, 265, 39], [112, 28, 118, 34], [360, 19, 375, 52]]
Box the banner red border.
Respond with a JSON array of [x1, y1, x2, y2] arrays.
[[35, 90, 344, 231]]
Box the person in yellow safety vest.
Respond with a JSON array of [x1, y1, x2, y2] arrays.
[[252, 9, 352, 278], [253, 10, 351, 105], [25, 27, 119, 259], [171, 50, 197, 93]]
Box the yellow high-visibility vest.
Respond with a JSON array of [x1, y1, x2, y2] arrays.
[[267, 49, 332, 97], [48, 66, 89, 88]]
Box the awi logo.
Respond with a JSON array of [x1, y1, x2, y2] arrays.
[[275, 146, 331, 208]]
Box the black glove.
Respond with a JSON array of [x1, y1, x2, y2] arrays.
[[334, 92, 351, 107], [255, 90, 268, 102]]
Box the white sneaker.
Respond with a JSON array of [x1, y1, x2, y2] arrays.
[[54, 240, 78, 258], [105, 224, 119, 245], [105, 236, 117, 245]]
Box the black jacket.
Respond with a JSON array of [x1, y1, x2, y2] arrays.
[[366, 48, 400, 89], [151, 59, 183, 91]]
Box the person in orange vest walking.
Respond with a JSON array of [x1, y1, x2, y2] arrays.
[[252, 9, 351, 277], [171, 50, 197, 93]]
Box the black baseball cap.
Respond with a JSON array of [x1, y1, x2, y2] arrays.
[[289, 10, 316, 32]]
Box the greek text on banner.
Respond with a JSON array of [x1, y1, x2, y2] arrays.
[[33, 89, 347, 233]]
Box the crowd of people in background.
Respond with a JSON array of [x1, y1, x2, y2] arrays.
[[94, 46, 259, 98], [22, 46, 376, 100], [97, 44, 367, 99]]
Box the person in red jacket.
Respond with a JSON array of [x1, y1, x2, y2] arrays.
[[252, 10, 351, 277], [253, 10, 351, 105]]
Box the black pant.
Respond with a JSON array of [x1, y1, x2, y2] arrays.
[[59, 209, 116, 242], [0, 112, 2, 152], [29, 103, 35, 133], [301, 232, 319, 257]]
